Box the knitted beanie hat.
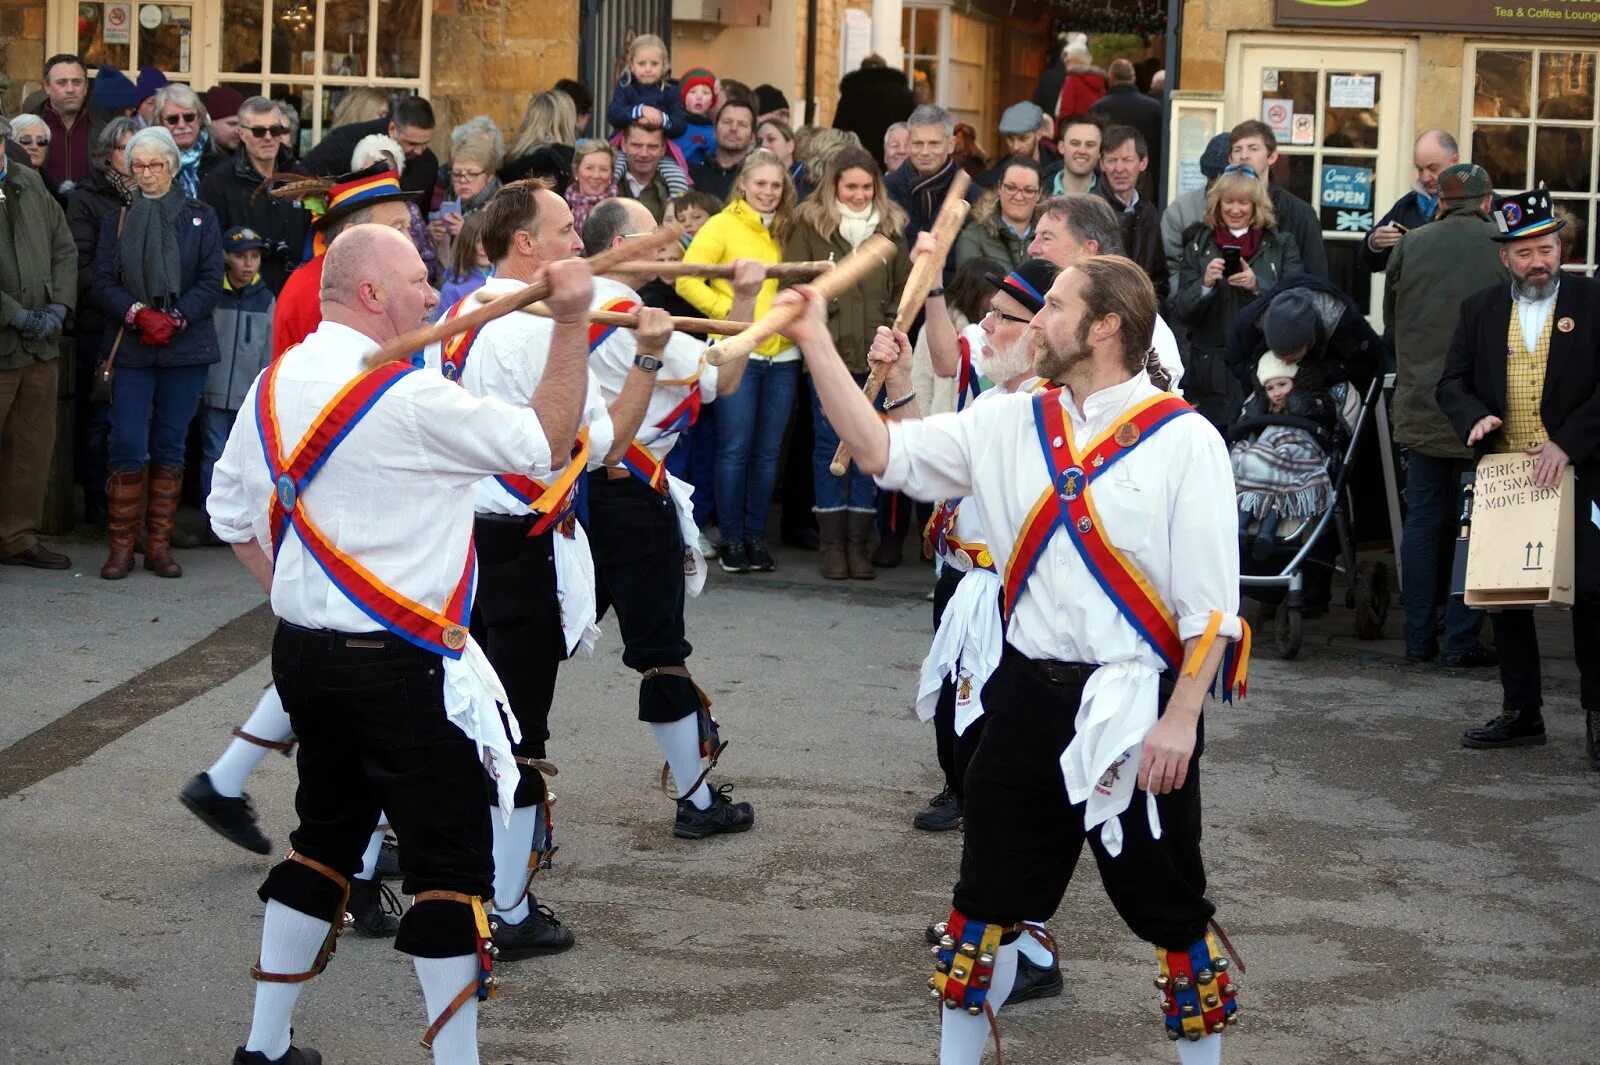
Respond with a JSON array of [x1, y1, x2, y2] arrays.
[[1257, 351, 1300, 386], [680, 68, 716, 106]]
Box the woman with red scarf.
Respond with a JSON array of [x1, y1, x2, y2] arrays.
[[1172, 163, 1303, 428]]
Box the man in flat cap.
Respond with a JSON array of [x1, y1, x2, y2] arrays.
[[1385, 163, 1506, 669], [1437, 189, 1600, 765]]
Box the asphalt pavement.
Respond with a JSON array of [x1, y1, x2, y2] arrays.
[[0, 537, 1595, 1065]]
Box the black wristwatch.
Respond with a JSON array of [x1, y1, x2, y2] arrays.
[[634, 352, 662, 372]]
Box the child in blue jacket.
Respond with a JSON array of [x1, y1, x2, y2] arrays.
[[673, 67, 718, 166], [201, 227, 275, 500], [605, 33, 687, 139]]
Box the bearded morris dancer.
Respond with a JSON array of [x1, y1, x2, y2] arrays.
[[579, 197, 761, 838], [209, 224, 595, 1065], [791, 254, 1249, 1065]]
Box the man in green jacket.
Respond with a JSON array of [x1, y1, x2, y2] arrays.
[[1384, 163, 1507, 666], [0, 146, 77, 570]]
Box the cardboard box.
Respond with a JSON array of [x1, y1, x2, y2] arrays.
[[1464, 453, 1575, 609]]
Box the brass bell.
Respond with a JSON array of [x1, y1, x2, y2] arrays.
[[978, 953, 994, 966], [1222, 984, 1237, 997], [933, 922, 949, 936], [1186, 1029, 1202, 1042], [951, 966, 968, 981], [1174, 976, 1192, 991], [1181, 1004, 1196, 1016], [1165, 1029, 1181, 1041], [976, 974, 990, 986], [1154, 974, 1171, 990], [487, 944, 500, 959], [930, 987, 943, 1000], [1211, 1022, 1225, 1034], [930, 946, 942, 958], [939, 935, 956, 951], [1204, 994, 1219, 1008], [966, 1005, 982, 1016], [936, 960, 950, 973], [1226, 1013, 1241, 1026], [484, 975, 498, 991], [944, 997, 960, 1010], [927, 977, 939, 990], [959, 943, 978, 958], [1214, 956, 1229, 972], [1197, 968, 1214, 984]]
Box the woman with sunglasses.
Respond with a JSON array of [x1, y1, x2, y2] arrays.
[[9, 114, 51, 172], [1172, 162, 1303, 427], [150, 84, 223, 197], [953, 156, 1043, 273], [90, 125, 223, 580], [198, 96, 309, 294]]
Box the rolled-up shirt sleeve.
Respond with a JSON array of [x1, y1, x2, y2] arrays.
[[1166, 417, 1243, 642], [207, 376, 269, 547], [875, 410, 978, 504], [411, 375, 554, 481]]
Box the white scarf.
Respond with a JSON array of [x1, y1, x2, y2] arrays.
[[838, 202, 880, 249]]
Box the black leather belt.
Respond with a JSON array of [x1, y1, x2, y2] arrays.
[[280, 620, 405, 650], [474, 511, 534, 526]]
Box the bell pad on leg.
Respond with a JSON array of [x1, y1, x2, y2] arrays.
[[929, 911, 1006, 1015], [414, 891, 497, 1049], [251, 849, 349, 984], [1155, 931, 1238, 1040]]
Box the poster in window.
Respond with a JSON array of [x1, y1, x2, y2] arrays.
[[1291, 113, 1316, 145], [104, 1, 132, 44], [1329, 75, 1377, 109], [1262, 99, 1293, 139], [1321, 164, 1374, 210]]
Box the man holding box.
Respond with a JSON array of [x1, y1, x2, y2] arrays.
[[1437, 189, 1600, 766]]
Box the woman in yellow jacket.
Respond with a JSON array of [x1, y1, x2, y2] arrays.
[[676, 149, 799, 574]]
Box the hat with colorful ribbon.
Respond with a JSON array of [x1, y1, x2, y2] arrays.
[[1492, 188, 1566, 243]]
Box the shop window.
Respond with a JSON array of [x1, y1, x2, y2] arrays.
[[77, 2, 198, 77], [1469, 46, 1600, 269], [903, 4, 942, 106]]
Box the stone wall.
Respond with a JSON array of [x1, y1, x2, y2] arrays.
[[428, 0, 579, 150], [0, 0, 48, 116]]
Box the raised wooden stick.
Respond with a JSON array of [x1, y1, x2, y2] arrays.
[[705, 234, 897, 367], [608, 260, 835, 282], [470, 291, 753, 336], [830, 172, 971, 476], [363, 223, 686, 367]]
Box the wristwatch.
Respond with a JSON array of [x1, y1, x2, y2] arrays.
[[633, 352, 662, 372]]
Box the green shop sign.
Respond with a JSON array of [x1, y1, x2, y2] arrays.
[[1275, 0, 1600, 36]]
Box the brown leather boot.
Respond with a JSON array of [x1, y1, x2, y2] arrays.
[[143, 464, 185, 578], [816, 511, 848, 580], [101, 468, 146, 580], [845, 510, 876, 580]]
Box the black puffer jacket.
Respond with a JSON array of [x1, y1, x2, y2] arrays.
[[198, 147, 309, 294], [64, 167, 131, 334], [832, 66, 917, 169]]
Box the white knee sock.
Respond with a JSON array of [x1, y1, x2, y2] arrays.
[[648, 717, 712, 810], [244, 900, 333, 1058], [355, 825, 386, 881], [414, 954, 482, 1065], [491, 805, 537, 922], [1175, 1033, 1222, 1065], [938, 939, 1019, 1064], [1015, 923, 1055, 967], [208, 686, 292, 798]]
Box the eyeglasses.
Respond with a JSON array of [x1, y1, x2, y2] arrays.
[[15, 136, 50, 147], [1001, 182, 1040, 197], [244, 124, 289, 138], [130, 160, 169, 173], [450, 168, 486, 182], [1222, 163, 1258, 178], [984, 309, 1032, 326], [163, 111, 199, 126]]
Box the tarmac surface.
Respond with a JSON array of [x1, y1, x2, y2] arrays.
[[0, 535, 1595, 1065]]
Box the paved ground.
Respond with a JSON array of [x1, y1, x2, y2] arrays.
[[0, 536, 1595, 1065]]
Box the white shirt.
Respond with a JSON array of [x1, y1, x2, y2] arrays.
[[1514, 281, 1559, 353], [1153, 315, 1185, 394], [422, 277, 616, 517], [878, 370, 1242, 665], [208, 321, 555, 633], [587, 274, 719, 462]]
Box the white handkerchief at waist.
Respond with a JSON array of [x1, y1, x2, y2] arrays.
[[916, 569, 1003, 736], [666, 471, 706, 598], [1059, 658, 1162, 858], [442, 636, 522, 826], [552, 522, 600, 655]]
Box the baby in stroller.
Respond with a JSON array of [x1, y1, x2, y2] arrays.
[[1229, 351, 1341, 560]]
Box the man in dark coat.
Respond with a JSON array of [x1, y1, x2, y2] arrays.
[[199, 96, 309, 294], [1436, 189, 1600, 764], [1363, 129, 1459, 273], [975, 102, 1061, 190], [832, 56, 917, 170], [885, 104, 968, 255], [1091, 59, 1163, 202], [1096, 124, 1167, 299], [28, 54, 108, 200], [1228, 120, 1329, 278], [300, 95, 438, 201]]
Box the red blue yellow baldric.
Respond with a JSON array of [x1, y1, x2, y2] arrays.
[[438, 297, 484, 381], [606, 298, 705, 495], [256, 355, 476, 658], [955, 336, 982, 412], [1002, 389, 1249, 699]]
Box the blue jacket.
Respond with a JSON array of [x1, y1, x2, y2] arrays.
[[92, 195, 224, 369], [673, 115, 716, 167], [205, 273, 275, 410], [606, 74, 687, 139]]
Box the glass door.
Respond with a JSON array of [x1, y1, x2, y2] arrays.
[[1234, 40, 1411, 323], [65, 0, 205, 84]]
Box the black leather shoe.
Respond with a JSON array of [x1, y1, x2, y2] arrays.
[[1404, 646, 1437, 664], [719, 541, 749, 573], [913, 786, 962, 831], [674, 784, 755, 839], [232, 1042, 322, 1064], [1586, 710, 1600, 770], [0, 543, 71, 569], [1442, 646, 1499, 668], [181, 773, 272, 854], [488, 897, 575, 960], [376, 835, 402, 880], [1461, 708, 1547, 749], [1007, 951, 1065, 1004], [745, 539, 776, 572], [347, 876, 401, 937]]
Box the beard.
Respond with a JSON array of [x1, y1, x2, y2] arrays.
[[1511, 268, 1558, 302], [1032, 319, 1093, 382], [975, 331, 1036, 386]]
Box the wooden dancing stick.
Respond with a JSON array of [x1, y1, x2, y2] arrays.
[[364, 223, 686, 367], [704, 234, 897, 367], [607, 259, 836, 282], [470, 291, 754, 336], [830, 171, 971, 476]]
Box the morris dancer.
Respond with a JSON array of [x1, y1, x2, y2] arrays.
[[579, 197, 760, 838], [423, 178, 619, 957], [210, 223, 594, 1065], [789, 254, 1249, 1064]]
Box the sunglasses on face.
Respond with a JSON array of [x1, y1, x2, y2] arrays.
[[163, 111, 199, 126], [16, 136, 50, 147], [245, 125, 289, 138]]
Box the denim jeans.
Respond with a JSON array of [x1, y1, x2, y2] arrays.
[[663, 402, 717, 528], [810, 371, 877, 511], [107, 363, 210, 472], [1400, 450, 1484, 657], [198, 406, 238, 502], [714, 357, 799, 542]]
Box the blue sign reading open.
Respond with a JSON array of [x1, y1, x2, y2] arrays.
[[1321, 165, 1374, 211]]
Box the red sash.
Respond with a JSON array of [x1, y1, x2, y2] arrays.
[[955, 336, 982, 412], [256, 358, 476, 658], [494, 428, 592, 537], [619, 438, 669, 494], [1001, 390, 1194, 672], [438, 297, 484, 382]]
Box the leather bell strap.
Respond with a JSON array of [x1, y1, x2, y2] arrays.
[[250, 850, 349, 984], [415, 891, 495, 1050], [232, 727, 296, 754]]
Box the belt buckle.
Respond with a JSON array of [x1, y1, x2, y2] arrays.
[[344, 637, 386, 649]]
